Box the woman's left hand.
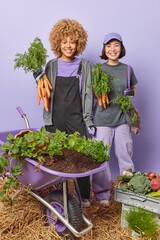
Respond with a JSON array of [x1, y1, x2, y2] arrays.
[[87, 126, 96, 136]]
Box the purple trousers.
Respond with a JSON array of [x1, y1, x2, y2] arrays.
[[92, 124, 134, 201]]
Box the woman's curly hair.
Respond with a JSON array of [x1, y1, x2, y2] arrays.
[[49, 18, 88, 56]]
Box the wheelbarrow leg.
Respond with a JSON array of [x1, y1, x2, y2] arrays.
[[63, 181, 69, 222], [74, 178, 83, 210], [11, 187, 23, 201]]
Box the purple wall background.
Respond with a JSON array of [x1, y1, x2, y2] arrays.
[[1, 0, 160, 178]]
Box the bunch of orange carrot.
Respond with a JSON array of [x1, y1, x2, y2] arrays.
[[37, 74, 52, 112], [98, 93, 109, 109], [92, 63, 115, 110]]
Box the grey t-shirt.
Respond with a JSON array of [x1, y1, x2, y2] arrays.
[[94, 62, 138, 127]]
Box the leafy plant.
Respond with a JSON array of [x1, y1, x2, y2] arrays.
[[0, 127, 110, 205], [111, 92, 140, 126], [92, 63, 117, 98], [125, 207, 159, 240], [64, 133, 110, 163], [14, 37, 48, 74]]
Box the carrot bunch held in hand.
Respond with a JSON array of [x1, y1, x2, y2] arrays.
[[92, 63, 116, 109], [37, 74, 52, 112], [14, 37, 50, 111], [98, 93, 109, 109]]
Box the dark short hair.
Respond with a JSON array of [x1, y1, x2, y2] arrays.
[[100, 41, 126, 60]]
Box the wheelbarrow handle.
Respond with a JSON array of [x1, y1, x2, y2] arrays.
[[16, 106, 25, 117], [16, 106, 30, 129]]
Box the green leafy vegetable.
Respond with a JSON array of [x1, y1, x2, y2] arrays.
[[119, 183, 130, 191], [14, 37, 48, 74], [111, 93, 140, 126], [111, 93, 133, 115], [128, 173, 151, 194], [65, 134, 110, 163]]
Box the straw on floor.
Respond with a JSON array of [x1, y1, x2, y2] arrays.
[[0, 179, 159, 240]]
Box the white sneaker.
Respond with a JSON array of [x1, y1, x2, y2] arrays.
[[81, 198, 90, 208], [99, 199, 109, 206]]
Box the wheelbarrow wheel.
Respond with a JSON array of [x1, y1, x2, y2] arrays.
[[44, 190, 83, 238]]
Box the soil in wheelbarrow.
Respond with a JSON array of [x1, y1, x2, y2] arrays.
[[38, 148, 102, 174]]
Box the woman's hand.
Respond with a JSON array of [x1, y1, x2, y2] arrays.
[[87, 126, 96, 136]]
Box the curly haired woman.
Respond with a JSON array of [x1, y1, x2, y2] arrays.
[[35, 19, 94, 207]]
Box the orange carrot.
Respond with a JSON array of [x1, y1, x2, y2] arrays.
[[102, 93, 106, 109], [43, 74, 52, 90], [131, 85, 136, 95], [42, 95, 49, 112], [37, 80, 41, 95], [37, 80, 42, 105], [40, 80, 46, 97], [98, 94, 102, 106], [46, 95, 49, 110], [38, 95, 41, 105], [39, 78, 50, 111], [44, 80, 50, 98], [105, 94, 109, 105]]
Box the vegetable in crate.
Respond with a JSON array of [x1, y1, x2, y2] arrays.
[[14, 37, 52, 112], [117, 170, 160, 195], [92, 63, 116, 109], [147, 171, 160, 180], [128, 173, 151, 194], [150, 178, 160, 191], [117, 169, 135, 191], [147, 189, 160, 199]]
